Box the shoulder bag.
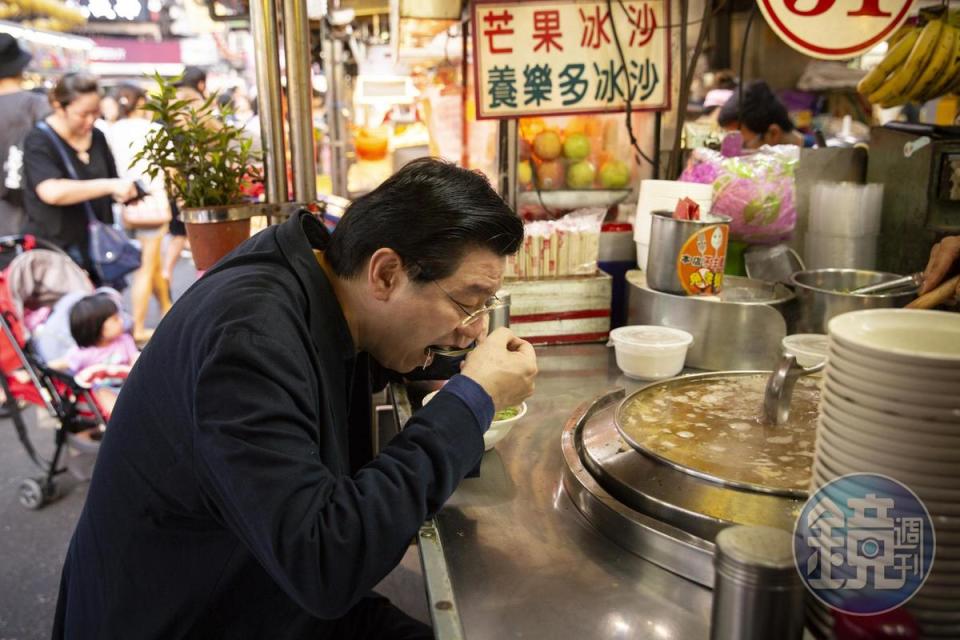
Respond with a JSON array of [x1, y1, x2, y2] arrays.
[[35, 122, 141, 283]]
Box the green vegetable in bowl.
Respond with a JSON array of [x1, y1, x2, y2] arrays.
[[493, 406, 520, 422]]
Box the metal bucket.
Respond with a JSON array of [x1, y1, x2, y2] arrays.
[[789, 269, 916, 334], [646, 210, 733, 295]]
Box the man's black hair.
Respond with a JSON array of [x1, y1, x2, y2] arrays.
[[717, 80, 795, 135], [69, 293, 119, 348], [326, 157, 523, 282]]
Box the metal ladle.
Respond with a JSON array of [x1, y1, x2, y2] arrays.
[[763, 353, 825, 425], [848, 272, 922, 295]]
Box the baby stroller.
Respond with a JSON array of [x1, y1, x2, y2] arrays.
[[0, 235, 124, 509]]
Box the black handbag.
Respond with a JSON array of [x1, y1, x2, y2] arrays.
[[36, 122, 141, 283]]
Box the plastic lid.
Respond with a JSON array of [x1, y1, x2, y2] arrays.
[[782, 333, 829, 357], [609, 325, 693, 349]]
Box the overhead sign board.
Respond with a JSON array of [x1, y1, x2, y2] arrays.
[[472, 0, 670, 119]]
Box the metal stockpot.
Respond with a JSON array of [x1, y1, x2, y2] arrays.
[[646, 210, 733, 295], [626, 271, 797, 371], [789, 269, 916, 334]]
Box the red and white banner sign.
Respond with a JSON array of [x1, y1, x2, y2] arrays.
[[472, 0, 671, 119], [758, 0, 916, 60]]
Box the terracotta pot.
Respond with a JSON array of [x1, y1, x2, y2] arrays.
[[181, 204, 262, 271], [183, 219, 251, 270]]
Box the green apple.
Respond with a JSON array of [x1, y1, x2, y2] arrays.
[[533, 131, 562, 161], [599, 159, 630, 189], [563, 133, 591, 161], [566, 160, 595, 189]]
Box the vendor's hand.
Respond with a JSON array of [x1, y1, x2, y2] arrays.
[[920, 236, 960, 297], [461, 327, 537, 410], [111, 179, 138, 203]]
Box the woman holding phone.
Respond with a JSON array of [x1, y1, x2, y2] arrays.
[[22, 72, 137, 286]]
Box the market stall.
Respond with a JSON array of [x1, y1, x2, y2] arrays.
[[368, 1, 959, 639]]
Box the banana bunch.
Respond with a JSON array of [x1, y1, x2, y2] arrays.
[[858, 9, 960, 108]]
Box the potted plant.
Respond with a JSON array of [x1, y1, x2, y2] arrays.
[[133, 73, 263, 270]]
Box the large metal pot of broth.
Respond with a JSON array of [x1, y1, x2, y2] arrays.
[[789, 268, 915, 333], [614, 371, 821, 498]]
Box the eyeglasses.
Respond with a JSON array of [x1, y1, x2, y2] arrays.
[[430, 280, 505, 328]]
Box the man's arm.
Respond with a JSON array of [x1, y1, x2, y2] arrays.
[[192, 330, 485, 619]]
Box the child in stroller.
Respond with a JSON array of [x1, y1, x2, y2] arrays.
[[0, 237, 135, 509], [48, 292, 138, 417]]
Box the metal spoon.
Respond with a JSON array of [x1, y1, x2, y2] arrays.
[[763, 353, 825, 426], [427, 345, 475, 358], [849, 272, 922, 295]]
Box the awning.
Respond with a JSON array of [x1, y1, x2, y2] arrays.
[[0, 0, 85, 31]]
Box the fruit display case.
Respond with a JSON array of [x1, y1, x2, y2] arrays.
[[516, 114, 640, 217], [516, 189, 632, 210]]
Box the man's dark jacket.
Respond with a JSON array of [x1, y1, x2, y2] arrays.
[[52, 212, 486, 638]]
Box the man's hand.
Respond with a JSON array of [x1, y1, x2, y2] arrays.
[[920, 236, 960, 299], [461, 328, 537, 410]]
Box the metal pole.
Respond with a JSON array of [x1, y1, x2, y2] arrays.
[[653, 111, 662, 180], [460, 12, 469, 169], [497, 119, 517, 211], [249, 0, 288, 205], [325, 31, 349, 197], [282, 0, 317, 203]]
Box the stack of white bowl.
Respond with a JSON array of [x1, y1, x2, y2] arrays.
[[811, 308, 960, 638]]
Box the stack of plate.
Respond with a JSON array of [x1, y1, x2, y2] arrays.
[[811, 309, 960, 638]]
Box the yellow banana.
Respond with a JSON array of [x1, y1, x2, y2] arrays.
[[908, 22, 958, 102], [921, 24, 960, 100], [858, 27, 921, 96], [868, 18, 943, 105], [888, 23, 914, 48]]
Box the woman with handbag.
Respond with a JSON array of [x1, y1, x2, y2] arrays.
[[105, 83, 173, 343], [22, 73, 138, 287]]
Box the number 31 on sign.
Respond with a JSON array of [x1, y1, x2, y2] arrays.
[[758, 0, 915, 59]]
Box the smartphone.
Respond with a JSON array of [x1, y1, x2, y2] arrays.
[[124, 179, 149, 205]]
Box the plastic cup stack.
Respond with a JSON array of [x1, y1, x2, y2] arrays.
[[805, 182, 883, 270]]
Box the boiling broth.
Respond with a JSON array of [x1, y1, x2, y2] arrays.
[[618, 374, 820, 493]]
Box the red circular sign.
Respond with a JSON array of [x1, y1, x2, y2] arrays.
[[758, 0, 916, 60]]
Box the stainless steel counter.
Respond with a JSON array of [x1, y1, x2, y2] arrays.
[[395, 344, 712, 639]]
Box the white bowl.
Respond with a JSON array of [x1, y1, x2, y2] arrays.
[[825, 365, 959, 409], [820, 401, 960, 455], [828, 341, 960, 382], [824, 379, 960, 423], [821, 391, 960, 435], [828, 309, 960, 366], [813, 446, 960, 515], [816, 419, 960, 485], [421, 390, 527, 451], [827, 354, 960, 395], [782, 333, 829, 367], [608, 325, 693, 380]]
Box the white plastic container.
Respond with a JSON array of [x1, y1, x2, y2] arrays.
[[781, 334, 828, 367], [609, 325, 693, 380]]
